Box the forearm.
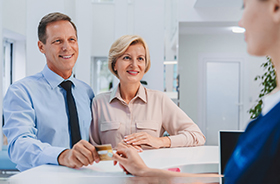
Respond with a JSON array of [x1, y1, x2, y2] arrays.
[[159, 137, 171, 148], [168, 132, 206, 148], [8, 136, 65, 171]]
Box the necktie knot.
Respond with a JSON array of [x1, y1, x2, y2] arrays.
[[60, 80, 72, 92]]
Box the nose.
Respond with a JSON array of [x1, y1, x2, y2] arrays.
[[238, 17, 244, 28], [131, 58, 137, 67], [62, 41, 70, 51]]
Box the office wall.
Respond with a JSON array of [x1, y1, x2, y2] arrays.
[[91, 3, 115, 57], [13, 40, 26, 82], [74, 0, 92, 85], [2, 0, 26, 36], [178, 33, 265, 132], [0, 0, 3, 150]]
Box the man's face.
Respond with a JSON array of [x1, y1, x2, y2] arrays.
[[38, 20, 78, 79]]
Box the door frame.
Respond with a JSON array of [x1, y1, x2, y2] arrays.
[[197, 53, 245, 139]]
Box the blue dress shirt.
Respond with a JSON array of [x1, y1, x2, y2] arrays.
[[224, 100, 280, 184], [3, 65, 94, 171]]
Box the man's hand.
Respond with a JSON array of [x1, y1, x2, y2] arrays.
[[58, 140, 99, 168]]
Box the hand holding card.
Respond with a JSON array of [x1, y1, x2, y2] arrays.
[[95, 144, 113, 161]]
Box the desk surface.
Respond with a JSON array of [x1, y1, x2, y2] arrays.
[[8, 146, 220, 184]]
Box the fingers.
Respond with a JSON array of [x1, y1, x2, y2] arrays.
[[111, 151, 127, 164], [132, 145, 143, 152], [73, 140, 100, 165], [124, 132, 147, 144], [124, 133, 152, 147], [58, 149, 84, 168]]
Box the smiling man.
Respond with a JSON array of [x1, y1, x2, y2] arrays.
[[3, 12, 99, 171]]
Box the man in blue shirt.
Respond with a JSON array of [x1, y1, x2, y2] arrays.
[[3, 12, 99, 171]]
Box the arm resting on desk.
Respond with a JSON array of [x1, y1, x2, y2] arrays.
[[111, 144, 220, 178]]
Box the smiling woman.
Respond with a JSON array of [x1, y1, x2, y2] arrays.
[[89, 35, 205, 150]]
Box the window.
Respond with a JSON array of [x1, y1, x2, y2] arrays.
[[2, 39, 13, 98], [91, 57, 114, 95]]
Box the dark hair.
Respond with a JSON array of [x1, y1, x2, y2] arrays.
[[38, 12, 77, 44]]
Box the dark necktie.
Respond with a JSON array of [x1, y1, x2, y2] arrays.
[[60, 80, 81, 147]]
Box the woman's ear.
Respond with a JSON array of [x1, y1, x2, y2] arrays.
[[272, 0, 280, 23]]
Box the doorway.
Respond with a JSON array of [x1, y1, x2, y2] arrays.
[[198, 56, 243, 145]]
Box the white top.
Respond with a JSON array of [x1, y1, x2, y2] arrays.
[[262, 90, 280, 116]]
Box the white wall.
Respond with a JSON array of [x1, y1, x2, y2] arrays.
[[74, 0, 92, 85], [2, 0, 26, 36], [178, 33, 265, 133], [0, 0, 3, 151], [91, 3, 115, 57], [13, 40, 26, 82]]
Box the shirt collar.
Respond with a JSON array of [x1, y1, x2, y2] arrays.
[[42, 65, 76, 89], [109, 83, 147, 103]]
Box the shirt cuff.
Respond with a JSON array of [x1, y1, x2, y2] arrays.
[[39, 146, 67, 165], [168, 134, 189, 148]]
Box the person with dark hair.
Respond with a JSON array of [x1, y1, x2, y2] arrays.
[[3, 12, 99, 171], [110, 0, 280, 183]]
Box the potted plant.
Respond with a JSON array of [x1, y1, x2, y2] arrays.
[[249, 57, 276, 119]]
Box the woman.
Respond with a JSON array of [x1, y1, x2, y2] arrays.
[[109, 0, 280, 183], [90, 35, 205, 149]]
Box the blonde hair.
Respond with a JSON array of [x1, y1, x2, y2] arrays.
[[108, 35, 151, 78]]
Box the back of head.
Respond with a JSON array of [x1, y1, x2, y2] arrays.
[[38, 12, 77, 44], [108, 35, 151, 78]]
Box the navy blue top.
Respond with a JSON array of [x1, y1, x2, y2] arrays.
[[224, 100, 280, 183]]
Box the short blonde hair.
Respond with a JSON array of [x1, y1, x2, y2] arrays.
[[108, 35, 151, 78]]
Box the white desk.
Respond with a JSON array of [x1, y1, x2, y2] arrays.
[[8, 146, 220, 184]]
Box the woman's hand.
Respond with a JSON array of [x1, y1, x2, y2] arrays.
[[123, 132, 171, 149], [116, 141, 143, 152], [110, 144, 150, 176]]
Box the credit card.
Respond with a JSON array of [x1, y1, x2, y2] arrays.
[[95, 144, 113, 161]]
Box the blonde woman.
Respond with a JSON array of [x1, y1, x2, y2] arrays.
[[90, 35, 205, 149]]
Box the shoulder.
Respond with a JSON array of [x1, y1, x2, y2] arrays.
[[73, 78, 94, 98], [145, 88, 167, 99], [93, 91, 112, 102], [8, 72, 44, 91]]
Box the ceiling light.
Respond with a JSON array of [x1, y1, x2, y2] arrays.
[[164, 61, 178, 65], [232, 27, 245, 33]]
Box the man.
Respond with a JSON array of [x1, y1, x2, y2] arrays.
[[3, 12, 99, 171]]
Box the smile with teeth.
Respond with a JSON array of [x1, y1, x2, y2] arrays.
[[127, 70, 139, 75], [59, 54, 73, 59]]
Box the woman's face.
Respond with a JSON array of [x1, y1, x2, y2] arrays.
[[239, 0, 278, 56], [114, 43, 146, 85]]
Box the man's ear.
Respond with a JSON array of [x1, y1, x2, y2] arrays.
[[272, 0, 280, 23], [38, 41, 45, 54]]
